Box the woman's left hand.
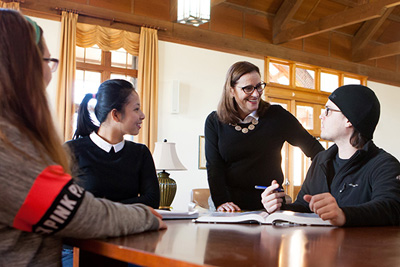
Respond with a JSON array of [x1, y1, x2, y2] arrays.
[[217, 202, 241, 212]]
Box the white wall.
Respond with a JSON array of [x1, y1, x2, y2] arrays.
[[33, 17, 400, 211], [368, 81, 400, 160]]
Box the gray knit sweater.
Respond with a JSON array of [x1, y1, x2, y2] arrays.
[[0, 120, 160, 266]]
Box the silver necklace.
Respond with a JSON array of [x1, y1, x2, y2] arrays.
[[230, 118, 259, 134]]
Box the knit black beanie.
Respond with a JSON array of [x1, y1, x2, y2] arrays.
[[328, 85, 380, 140]]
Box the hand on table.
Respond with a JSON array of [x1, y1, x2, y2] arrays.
[[304, 193, 346, 226], [217, 202, 241, 212], [150, 208, 168, 230], [261, 180, 286, 214]]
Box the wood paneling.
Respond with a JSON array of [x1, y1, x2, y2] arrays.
[[281, 39, 303, 51], [246, 0, 281, 13], [90, 0, 132, 14], [304, 32, 330, 56], [210, 4, 243, 37], [244, 13, 272, 42], [377, 55, 398, 71], [68, 0, 88, 4], [293, 0, 321, 21], [376, 21, 400, 43], [331, 32, 352, 60], [133, 0, 171, 21]]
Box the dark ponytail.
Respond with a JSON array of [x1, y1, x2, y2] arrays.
[[73, 79, 135, 139], [73, 94, 98, 139]]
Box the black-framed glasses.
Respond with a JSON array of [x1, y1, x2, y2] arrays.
[[324, 107, 341, 116], [240, 82, 266, 95], [43, 58, 59, 73]]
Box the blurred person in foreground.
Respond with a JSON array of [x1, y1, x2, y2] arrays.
[[0, 9, 166, 266]]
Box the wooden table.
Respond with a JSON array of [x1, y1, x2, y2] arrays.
[[66, 220, 400, 267]]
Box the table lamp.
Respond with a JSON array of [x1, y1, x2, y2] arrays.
[[152, 139, 187, 210]]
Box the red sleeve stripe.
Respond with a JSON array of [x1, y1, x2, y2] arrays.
[[13, 165, 72, 232]]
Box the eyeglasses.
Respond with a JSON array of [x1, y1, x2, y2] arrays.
[[323, 107, 341, 116], [43, 58, 59, 73], [239, 82, 266, 95]]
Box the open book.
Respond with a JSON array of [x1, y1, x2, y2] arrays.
[[195, 210, 332, 226]]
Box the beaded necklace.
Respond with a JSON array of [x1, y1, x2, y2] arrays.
[[230, 118, 259, 134]]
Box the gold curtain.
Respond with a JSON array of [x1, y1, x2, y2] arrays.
[[137, 27, 159, 152], [0, 1, 19, 9], [56, 11, 78, 141], [76, 23, 139, 55]]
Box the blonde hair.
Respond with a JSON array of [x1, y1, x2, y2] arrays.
[[0, 10, 70, 173]]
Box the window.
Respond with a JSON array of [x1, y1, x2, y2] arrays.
[[74, 45, 138, 140], [265, 57, 367, 200], [268, 61, 290, 86], [320, 71, 339, 93], [295, 67, 315, 89], [265, 57, 366, 94]]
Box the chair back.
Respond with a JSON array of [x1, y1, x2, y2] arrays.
[[190, 188, 210, 209]]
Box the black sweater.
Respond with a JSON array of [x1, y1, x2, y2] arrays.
[[285, 141, 400, 226], [205, 105, 324, 210], [65, 136, 160, 209]]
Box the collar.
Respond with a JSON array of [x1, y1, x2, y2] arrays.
[[239, 111, 259, 124], [320, 140, 378, 167], [89, 132, 125, 153]]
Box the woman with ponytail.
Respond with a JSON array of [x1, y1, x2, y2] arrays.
[[65, 79, 160, 208]]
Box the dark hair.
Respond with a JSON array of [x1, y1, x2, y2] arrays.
[[350, 129, 369, 149], [217, 61, 270, 124], [0, 10, 70, 172], [73, 79, 135, 139]]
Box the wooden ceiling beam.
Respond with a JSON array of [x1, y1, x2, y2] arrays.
[[330, 0, 400, 22], [218, 1, 274, 18], [329, 0, 359, 7], [273, 0, 400, 44], [353, 41, 400, 62], [352, 7, 394, 51], [273, 0, 303, 37], [21, 0, 172, 30]]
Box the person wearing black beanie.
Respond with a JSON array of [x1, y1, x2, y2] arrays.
[[328, 84, 380, 140], [262, 84, 400, 227]]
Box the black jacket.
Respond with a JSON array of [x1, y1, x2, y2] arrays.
[[285, 141, 400, 226]]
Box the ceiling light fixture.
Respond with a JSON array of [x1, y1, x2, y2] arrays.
[[177, 0, 210, 27]]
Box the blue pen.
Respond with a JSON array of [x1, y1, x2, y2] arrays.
[[254, 185, 284, 192]]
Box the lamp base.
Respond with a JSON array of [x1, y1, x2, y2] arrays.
[[157, 171, 177, 210], [158, 206, 172, 211]]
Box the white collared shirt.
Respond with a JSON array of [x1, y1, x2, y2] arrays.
[[239, 111, 259, 124], [89, 132, 125, 153]]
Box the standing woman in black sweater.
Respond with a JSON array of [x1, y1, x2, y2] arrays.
[[205, 61, 324, 212], [65, 79, 160, 208]]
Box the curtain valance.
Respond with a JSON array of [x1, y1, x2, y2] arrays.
[[76, 23, 139, 56]]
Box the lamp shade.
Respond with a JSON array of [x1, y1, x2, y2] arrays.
[[153, 140, 187, 171]]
